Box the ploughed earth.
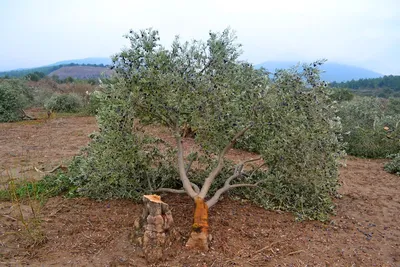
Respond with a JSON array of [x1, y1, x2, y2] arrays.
[[0, 110, 399, 266]]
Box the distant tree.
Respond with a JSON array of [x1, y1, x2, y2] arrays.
[[331, 75, 400, 93], [25, 71, 45, 82], [0, 79, 34, 122], [51, 75, 60, 83], [329, 88, 354, 102], [64, 76, 74, 83]]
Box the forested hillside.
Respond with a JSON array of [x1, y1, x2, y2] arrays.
[[0, 63, 108, 78], [331, 75, 400, 90], [331, 75, 400, 98]]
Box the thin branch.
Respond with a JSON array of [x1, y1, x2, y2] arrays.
[[206, 180, 263, 208], [199, 59, 213, 74], [236, 157, 263, 174], [34, 165, 67, 174], [242, 157, 263, 164], [248, 162, 267, 179], [20, 109, 36, 120], [185, 156, 196, 174], [147, 176, 154, 191], [153, 188, 186, 194], [135, 102, 174, 127], [198, 125, 253, 199]]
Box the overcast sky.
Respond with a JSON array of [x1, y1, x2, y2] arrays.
[[0, 0, 399, 74]]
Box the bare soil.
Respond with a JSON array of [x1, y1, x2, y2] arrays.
[[0, 111, 399, 266]]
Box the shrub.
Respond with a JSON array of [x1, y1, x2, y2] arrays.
[[44, 93, 83, 112], [329, 87, 354, 102], [67, 81, 179, 200], [0, 79, 34, 122], [85, 90, 103, 115], [338, 96, 400, 158], [384, 153, 400, 175]]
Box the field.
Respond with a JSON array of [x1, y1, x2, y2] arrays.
[[48, 66, 113, 80], [0, 111, 399, 266]]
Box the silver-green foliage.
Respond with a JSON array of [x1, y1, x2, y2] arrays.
[[0, 79, 34, 122], [338, 96, 400, 158], [384, 153, 400, 175], [68, 81, 179, 200], [71, 28, 343, 219], [44, 93, 83, 113]]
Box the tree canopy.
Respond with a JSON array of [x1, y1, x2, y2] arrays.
[[69, 28, 344, 249]]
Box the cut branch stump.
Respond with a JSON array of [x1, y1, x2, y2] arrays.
[[134, 195, 173, 263]]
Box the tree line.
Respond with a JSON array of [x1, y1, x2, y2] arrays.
[[331, 75, 400, 91]]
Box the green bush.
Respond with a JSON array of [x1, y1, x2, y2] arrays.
[[0, 172, 75, 202], [0, 79, 34, 122], [85, 91, 103, 115], [67, 82, 179, 200], [338, 96, 400, 158], [329, 87, 354, 102], [384, 153, 400, 175], [44, 93, 83, 112]]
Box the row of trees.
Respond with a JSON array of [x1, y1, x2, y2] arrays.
[[0, 76, 101, 121], [331, 75, 400, 91]]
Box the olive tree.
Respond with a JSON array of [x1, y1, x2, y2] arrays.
[[103, 28, 343, 250], [0, 79, 34, 122]]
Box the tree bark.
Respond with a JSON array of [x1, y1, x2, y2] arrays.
[[186, 197, 209, 251], [135, 195, 173, 263]]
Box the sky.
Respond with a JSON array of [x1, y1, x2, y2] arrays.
[[0, 0, 399, 74]]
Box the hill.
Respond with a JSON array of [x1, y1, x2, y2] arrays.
[[0, 63, 109, 79], [0, 65, 65, 78], [50, 57, 112, 66], [330, 75, 400, 97], [0, 58, 383, 83], [255, 61, 382, 82], [48, 66, 113, 80]]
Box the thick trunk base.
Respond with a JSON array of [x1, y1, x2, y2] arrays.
[[134, 195, 173, 263], [186, 197, 209, 251]]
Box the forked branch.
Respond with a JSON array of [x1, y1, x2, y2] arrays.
[[198, 125, 253, 199], [206, 158, 264, 208]]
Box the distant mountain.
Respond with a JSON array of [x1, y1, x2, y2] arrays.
[[1, 57, 383, 83], [254, 61, 382, 82], [0, 65, 65, 78], [48, 66, 113, 80], [50, 57, 112, 66], [0, 57, 113, 78]]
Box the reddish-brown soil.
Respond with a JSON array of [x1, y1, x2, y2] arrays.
[[1, 112, 399, 266]]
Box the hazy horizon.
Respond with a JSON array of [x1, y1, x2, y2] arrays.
[[1, 0, 399, 74]]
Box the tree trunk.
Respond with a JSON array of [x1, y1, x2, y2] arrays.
[[135, 195, 173, 263], [186, 197, 209, 250]]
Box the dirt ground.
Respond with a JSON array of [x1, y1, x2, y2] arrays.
[[0, 111, 399, 266]]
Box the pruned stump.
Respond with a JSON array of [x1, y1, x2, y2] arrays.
[[134, 195, 173, 264], [186, 197, 209, 251]]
